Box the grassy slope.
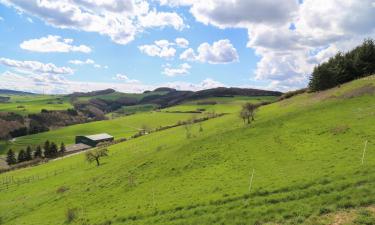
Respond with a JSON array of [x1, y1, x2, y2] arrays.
[[162, 96, 276, 114], [0, 112, 205, 154], [0, 94, 72, 115], [0, 77, 375, 224]]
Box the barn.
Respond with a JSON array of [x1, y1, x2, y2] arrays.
[[75, 133, 114, 147]]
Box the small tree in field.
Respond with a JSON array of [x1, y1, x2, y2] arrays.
[[25, 146, 33, 161], [34, 145, 42, 158], [240, 103, 258, 124], [60, 142, 66, 155], [17, 149, 26, 163], [6, 149, 17, 165], [85, 148, 109, 166]]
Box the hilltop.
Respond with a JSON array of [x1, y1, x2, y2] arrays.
[[0, 76, 374, 224]]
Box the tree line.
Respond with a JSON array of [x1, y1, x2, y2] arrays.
[[6, 141, 66, 165], [309, 39, 375, 91]]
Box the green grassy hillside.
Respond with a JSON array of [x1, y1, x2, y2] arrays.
[[0, 94, 72, 115], [0, 77, 374, 225], [0, 111, 206, 154]]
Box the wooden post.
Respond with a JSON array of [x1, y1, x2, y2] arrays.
[[248, 169, 255, 193], [362, 140, 368, 165]]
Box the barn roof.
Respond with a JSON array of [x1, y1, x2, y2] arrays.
[[85, 133, 113, 141]]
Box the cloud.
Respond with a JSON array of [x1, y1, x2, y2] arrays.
[[139, 40, 176, 58], [168, 0, 375, 90], [69, 58, 108, 69], [114, 73, 139, 83], [175, 37, 189, 48], [1, 0, 185, 45], [0, 57, 73, 75], [20, 35, 91, 53], [180, 39, 239, 64], [138, 9, 185, 30], [162, 63, 191, 77], [165, 78, 224, 90], [0, 70, 223, 94], [69, 59, 94, 65], [0, 16, 4, 21]]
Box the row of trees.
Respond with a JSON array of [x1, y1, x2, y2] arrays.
[[6, 141, 66, 165], [309, 39, 375, 91]]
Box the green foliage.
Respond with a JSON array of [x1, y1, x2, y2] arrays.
[[34, 145, 42, 158], [85, 148, 109, 166], [353, 209, 375, 225], [25, 146, 32, 161], [60, 143, 66, 154], [5, 149, 16, 165], [309, 39, 375, 91], [17, 149, 26, 163]]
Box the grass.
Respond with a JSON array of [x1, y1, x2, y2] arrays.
[[0, 111, 205, 154], [0, 77, 374, 224], [108, 104, 158, 117], [163, 96, 276, 114], [0, 94, 72, 115]]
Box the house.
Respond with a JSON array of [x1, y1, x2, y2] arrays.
[[75, 133, 114, 147]]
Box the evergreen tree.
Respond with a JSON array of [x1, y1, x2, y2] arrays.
[[6, 149, 17, 165], [25, 146, 33, 161], [43, 140, 51, 158], [60, 142, 66, 155], [34, 145, 42, 158], [309, 39, 375, 91], [49, 142, 58, 158], [17, 149, 26, 163]]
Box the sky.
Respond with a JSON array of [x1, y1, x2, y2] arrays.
[[0, 0, 374, 94]]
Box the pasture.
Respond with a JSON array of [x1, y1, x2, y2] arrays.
[[0, 77, 374, 224]]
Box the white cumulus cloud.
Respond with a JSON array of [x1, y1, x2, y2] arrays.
[[180, 39, 239, 64], [163, 63, 191, 77], [1, 0, 185, 45], [20, 35, 91, 53], [0, 57, 73, 75]]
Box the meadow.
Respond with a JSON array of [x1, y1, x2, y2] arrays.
[[0, 94, 72, 115], [0, 111, 207, 154], [0, 77, 374, 224]]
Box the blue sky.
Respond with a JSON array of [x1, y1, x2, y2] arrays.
[[0, 0, 374, 94]]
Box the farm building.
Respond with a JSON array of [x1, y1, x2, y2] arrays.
[[75, 133, 114, 147]]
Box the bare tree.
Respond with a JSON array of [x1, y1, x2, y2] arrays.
[[85, 148, 109, 166], [240, 103, 258, 124]]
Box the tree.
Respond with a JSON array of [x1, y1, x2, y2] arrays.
[[25, 146, 32, 161], [17, 149, 26, 163], [240, 103, 258, 124], [60, 142, 66, 155], [6, 149, 16, 165], [85, 148, 109, 166], [43, 140, 50, 157], [308, 39, 375, 91], [34, 145, 42, 158], [49, 142, 58, 158]]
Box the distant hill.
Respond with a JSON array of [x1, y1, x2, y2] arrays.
[[190, 87, 282, 99], [0, 89, 35, 95]]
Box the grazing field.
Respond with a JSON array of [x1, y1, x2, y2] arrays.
[[163, 96, 277, 114], [0, 94, 72, 115], [0, 77, 374, 225], [0, 111, 207, 154]]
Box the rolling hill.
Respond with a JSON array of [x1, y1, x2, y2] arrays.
[[0, 76, 374, 224]]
